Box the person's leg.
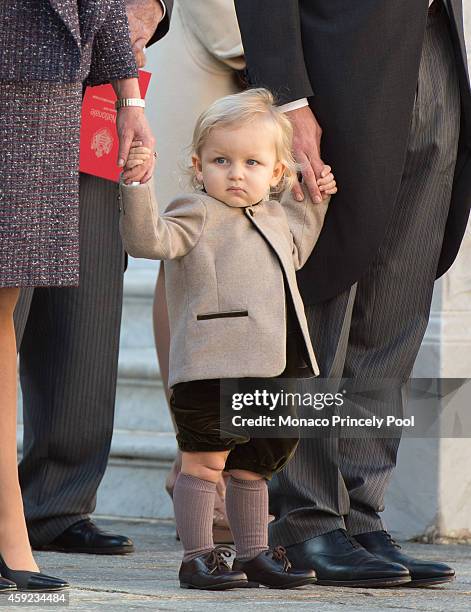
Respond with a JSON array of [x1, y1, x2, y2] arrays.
[[170, 379, 249, 589], [150, 4, 243, 529], [18, 174, 125, 545], [268, 286, 357, 545], [269, 1, 461, 547], [0, 287, 38, 571], [341, 4, 461, 536], [225, 469, 269, 561], [13, 288, 34, 347], [227, 440, 316, 588], [174, 450, 249, 590], [174, 451, 229, 561]]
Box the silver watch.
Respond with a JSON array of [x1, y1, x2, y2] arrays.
[[115, 98, 146, 110]]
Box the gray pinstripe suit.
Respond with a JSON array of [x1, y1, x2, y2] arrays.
[[267, 3, 464, 545], [235, 0, 468, 545]]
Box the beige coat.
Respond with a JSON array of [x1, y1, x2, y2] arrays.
[[119, 179, 329, 387]]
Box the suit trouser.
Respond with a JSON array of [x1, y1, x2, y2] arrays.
[[14, 174, 124, 546], [268, 5, 461, 546]]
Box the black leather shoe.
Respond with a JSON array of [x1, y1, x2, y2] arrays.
[[179, 546, 248, 590], [0, 556, 68, 591], [285, 529, 411, 587], [34, 519, 134, 555], [354, 530, 455, 587], [0, 576, 16, 591], [233, 546, 316, 589]]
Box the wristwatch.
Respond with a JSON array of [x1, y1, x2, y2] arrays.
[[115, 98, 146, 110]]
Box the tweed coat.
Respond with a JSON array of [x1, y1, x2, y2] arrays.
[[119, 179, 330, 387], [235, 0, 471, 304], [0, 0, 137, 86]]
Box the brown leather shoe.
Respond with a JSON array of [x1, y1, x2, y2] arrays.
[[232, 546, 317, 589], [179, 545, 248, 590]]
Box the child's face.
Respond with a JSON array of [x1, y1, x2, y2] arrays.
[[192, 121, 285, 207]]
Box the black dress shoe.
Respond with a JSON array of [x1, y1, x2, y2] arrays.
[[233, 546, 316, 589], [34, 519, 134, 555], [285, 529, 411, 587], [179, 546, 248, 590], [0, 576, 16, 591], [354, 530, 455, 587], [0, 556, 68, 592]]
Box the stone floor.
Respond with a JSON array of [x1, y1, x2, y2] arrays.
[[2, 518, 470, 611]]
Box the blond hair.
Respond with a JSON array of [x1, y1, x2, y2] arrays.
[[189, 88, 296, 193]]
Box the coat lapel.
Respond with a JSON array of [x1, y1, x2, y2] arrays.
[[244, 206, 319, 376], [48, 0, 82, 49]]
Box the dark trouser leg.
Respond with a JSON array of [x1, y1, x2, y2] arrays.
[[343, 8, 460, 534], [16, 174, 125, 546], [268, 288, 357, 544], [269, 5, 461, 545]]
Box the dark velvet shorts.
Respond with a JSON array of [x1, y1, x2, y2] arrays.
[[170, 378, 299, 479]]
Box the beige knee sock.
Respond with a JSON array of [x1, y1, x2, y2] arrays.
[[225, 476, 269, 561], [173, 472, 216, 562]]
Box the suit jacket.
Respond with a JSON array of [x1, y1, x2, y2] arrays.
[[0, 0, 137, 86], [119, 179, 330, 387], [235, 0, 471, 304]]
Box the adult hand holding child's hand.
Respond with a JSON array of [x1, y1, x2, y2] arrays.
[[123, 141, 153, 179], [286, 106, 337, 203], [117, 107, 156, 184]]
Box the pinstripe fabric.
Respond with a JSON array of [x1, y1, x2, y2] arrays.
[[14, 174, 125, 546], [269, 4, 461, 546]]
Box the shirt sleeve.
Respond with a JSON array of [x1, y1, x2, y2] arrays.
[[278, 98, 309, 113], [146, 0, 174, 47], [158, 0, 166, 20]]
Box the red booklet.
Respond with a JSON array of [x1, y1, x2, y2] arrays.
[[79, 70, 152, 183]]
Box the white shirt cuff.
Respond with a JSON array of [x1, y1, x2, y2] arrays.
[[278, 98, 309, 113]]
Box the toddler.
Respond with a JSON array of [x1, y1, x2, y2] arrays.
[[119, 89, 336, 590]]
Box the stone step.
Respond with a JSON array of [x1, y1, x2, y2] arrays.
[[120, 262, 159, 350], [95, 428, 176, 520], [115, 347, 173, 433]]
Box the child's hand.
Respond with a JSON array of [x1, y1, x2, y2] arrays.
[[316, 165, 337, 201], [122, 140, 154, 183]]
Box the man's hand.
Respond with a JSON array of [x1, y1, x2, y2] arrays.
[[126, 0, 163, 67], [286, 106, 328, 203], [117, 107, 156, 183]]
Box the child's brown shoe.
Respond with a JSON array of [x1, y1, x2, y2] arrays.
[[179, 545, 248, 590], [232, 546, 316, 589]]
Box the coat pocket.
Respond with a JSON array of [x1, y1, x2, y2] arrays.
[[196, 310, 248, 321]]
